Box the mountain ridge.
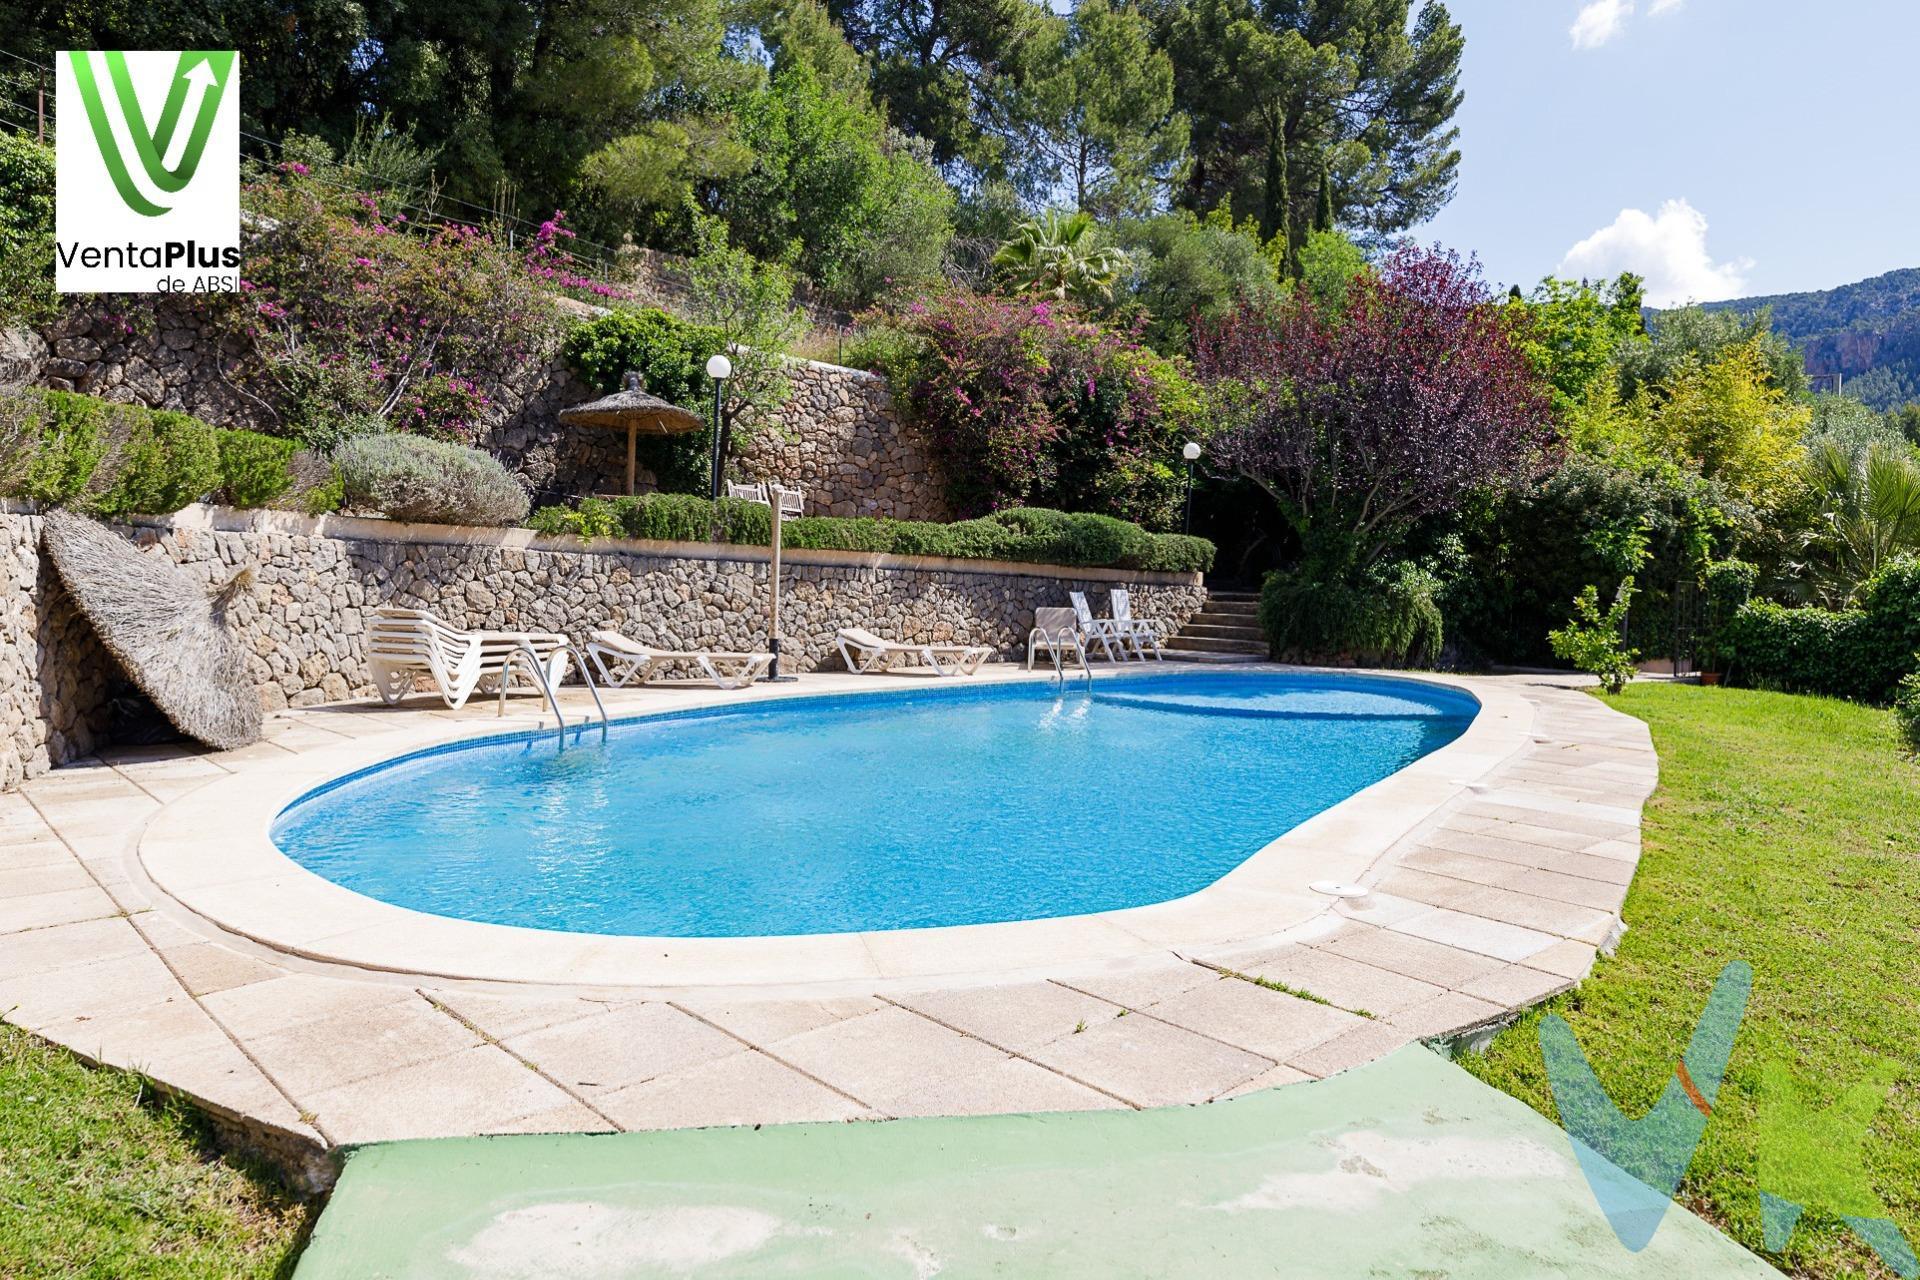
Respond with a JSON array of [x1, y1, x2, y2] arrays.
[[1694, 267, 1920, 409]]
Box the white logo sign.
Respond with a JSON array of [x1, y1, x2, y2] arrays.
[[55, 50, 242, 294]]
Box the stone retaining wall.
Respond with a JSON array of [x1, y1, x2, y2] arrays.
[[2, 299, 947, 520], [0, 505, 1204, 787], [0, 512, 115, 790], [732, 359, 948, 520]]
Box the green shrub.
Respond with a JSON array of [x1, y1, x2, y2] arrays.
[[1702, 559, 1758, 612], [1722, 557, 1920, 702], [1856, 558, 1920, 698], [1139, 534, 1215, 574], [521, 494, 1214, 571], [0, 133, 56, 328], [1057, 513, 1155, 568], [1895, 671, 1920, 753], [781, 516, 899, 553], [335, 434, 529, 526], [301, 468, 346, 515], [18, 391, 107, 504], [1260, 559, 1444, 667], [92, 409, 222, 516], [216, 431, 298, 507], [1696, 558, 1758, 671], [529, 498, 621, 538], [561, 309, 724, 494], [1548, 578, 1641, 695], [1722, 602, 1871, 699]]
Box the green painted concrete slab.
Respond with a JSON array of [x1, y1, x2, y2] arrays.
[[296, 1047, 1773, 1278]]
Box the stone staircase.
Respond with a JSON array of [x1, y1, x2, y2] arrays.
[[1162, 588, 1268, 663]]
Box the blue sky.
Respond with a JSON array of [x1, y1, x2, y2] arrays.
[[1416, 0, 1920, 304]]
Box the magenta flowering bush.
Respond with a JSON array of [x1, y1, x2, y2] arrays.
[[889, 292, 1207, 528], [1192, 244, 1558, 569], [218, 168, 601, 447], [522, 214, 635, 304]]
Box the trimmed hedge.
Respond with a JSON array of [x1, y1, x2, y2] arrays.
[[216, 430, 298, 507], [1721, 557, 1920, 703], [0, 388, 310, 516], [527, 498, 1215, 573]]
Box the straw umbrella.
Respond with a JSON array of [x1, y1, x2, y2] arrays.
[[40, 510, 262, 749], [557, 372, 704, 496]]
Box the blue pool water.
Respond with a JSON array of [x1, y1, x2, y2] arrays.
[[272, 672, 1477, 937]]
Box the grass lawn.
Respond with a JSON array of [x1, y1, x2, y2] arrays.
[[0, 1024, 313, 1278], [1459, 683, 1919, 1278]]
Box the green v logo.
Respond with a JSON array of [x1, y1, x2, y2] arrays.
[[66, 50, 235, 218]]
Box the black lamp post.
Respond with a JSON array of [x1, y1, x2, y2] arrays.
[[1181, 440, 1202, 535], [706, 353, 732, 498]]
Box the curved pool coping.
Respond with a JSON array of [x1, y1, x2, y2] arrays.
[[136, 666, 1536, 994]]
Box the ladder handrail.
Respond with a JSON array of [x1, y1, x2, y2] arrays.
[[1067, 628, 1093, 689], [497, 640, 610, 745]]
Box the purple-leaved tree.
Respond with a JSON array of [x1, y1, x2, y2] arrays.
[[1192, 244, 1558, 571]]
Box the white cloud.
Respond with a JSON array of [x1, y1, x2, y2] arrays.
[[1558, 199, 1753, 307], [1570, 0, 1634, 49], [1649, 0, 1685, 12]]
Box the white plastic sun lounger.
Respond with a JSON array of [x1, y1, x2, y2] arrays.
[[585, 630, 773, 690], [836, 626, 991, 676], [1069, 591, 1129, 662], [366, 606, 569, 709], [1110, 589, 1164, 660]]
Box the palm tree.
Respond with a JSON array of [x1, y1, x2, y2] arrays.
[[991, 209, 1130, 302], [1802, 438, 1920, 603]]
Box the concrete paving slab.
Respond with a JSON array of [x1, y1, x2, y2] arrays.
[[1204, 943, 1445, 1016], [760, 1006, 1009, 1107], [1310, 922, 1508, 990], [1024, 1008, 1271, 1106], [1140, 975, 1367, 1061], [305, 1043, 582, 1144], [888, 981, 1123, 1051], [596, 1049, 872, 1131], [502, 1004, 744, 1096]]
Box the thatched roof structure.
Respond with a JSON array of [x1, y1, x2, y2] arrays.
[[558, 371, 705, 496], [556, 372, 704, 434], [41, 511, 263, 750]]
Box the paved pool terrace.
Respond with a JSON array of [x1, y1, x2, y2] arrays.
[[1, 664, 1658, 1194]]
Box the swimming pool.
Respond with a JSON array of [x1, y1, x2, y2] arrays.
[[271, 672, 1477, 938]]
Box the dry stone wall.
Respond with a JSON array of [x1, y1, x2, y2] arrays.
[[0, 509, 117, 789], [3, 299, 949, 520], [0, 506, 1204, 786], [732, 359, 948, 521]]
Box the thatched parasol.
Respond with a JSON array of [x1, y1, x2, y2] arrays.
[[557, 371, 704, 495], [41, 510, 263, 750]]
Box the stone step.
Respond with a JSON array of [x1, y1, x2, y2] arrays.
[[1206, 590, 1260, 602], [1203, 599, 1258, 616], [1182, 622, 1266, 641], [1164, 634, 1269, 655], [1159, 649, 1267, 664]]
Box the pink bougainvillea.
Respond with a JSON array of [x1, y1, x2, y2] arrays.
[[889, 291, 1207, 528], [217, 168, 634, 445]]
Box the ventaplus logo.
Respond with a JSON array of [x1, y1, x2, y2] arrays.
[[55, 50, 241, 293]]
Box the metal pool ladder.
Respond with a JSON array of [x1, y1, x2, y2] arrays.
[[497, 639, 610, 744], [1029, 624, 1092, 691]]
